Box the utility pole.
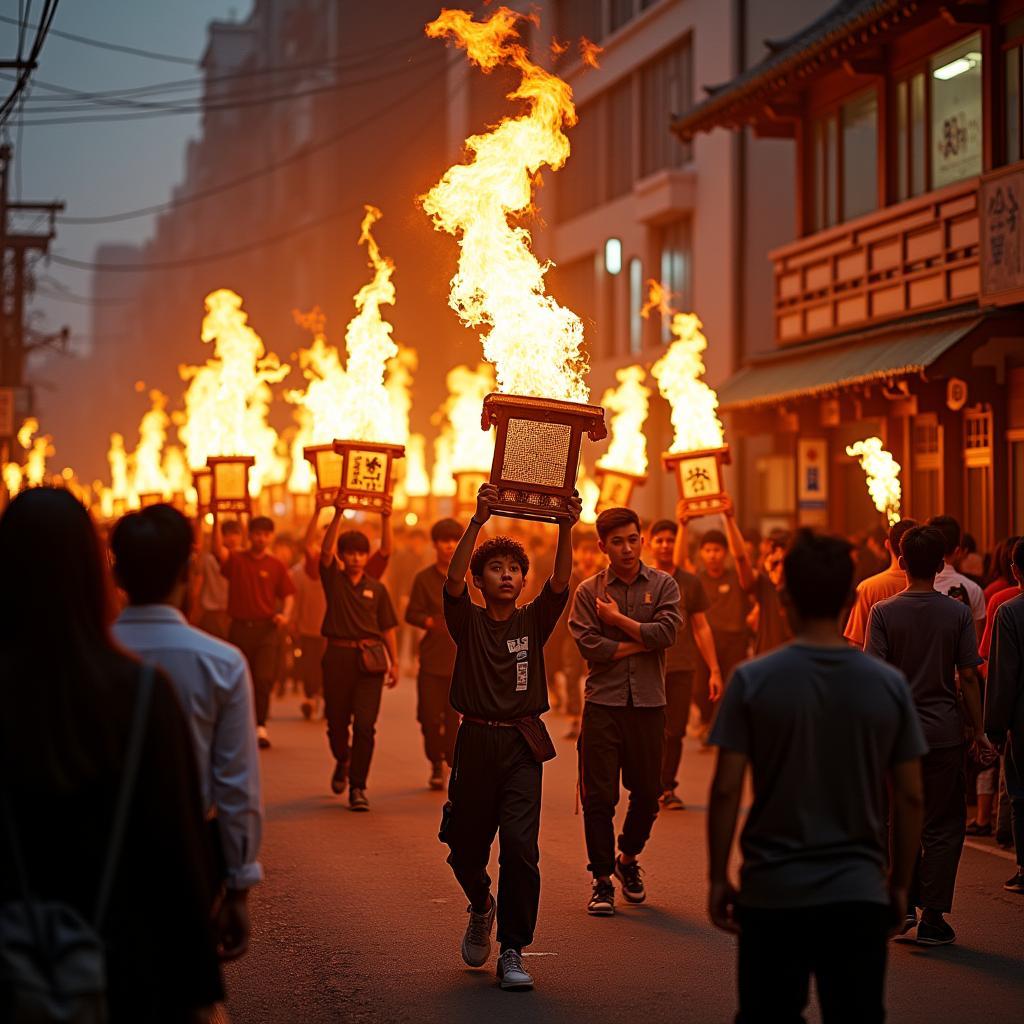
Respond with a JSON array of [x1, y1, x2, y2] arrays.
[[0, 142, 65, 459]]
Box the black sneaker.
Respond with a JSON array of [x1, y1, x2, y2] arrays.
[[996, 829, 1013, 850], [496, 948, 533, 990], [1004, 870, 1024, 893], [965, 820, 992, 837], [587, 878, 615, 916], [428, 762, 445, 791], [614, 856, 646, 904], [330, 763, 348, 795], [349, 787, 370, 812], [300, 700, 313, 720], [894, 911, 917, 942], [660, 789, 685, 811], [916, 917, 955, 946]]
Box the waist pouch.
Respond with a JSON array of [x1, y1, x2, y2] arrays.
[[514, 717, 556, 764], [358, 639, 390, 674]]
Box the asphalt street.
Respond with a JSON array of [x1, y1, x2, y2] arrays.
[[225, 681, 1024, 1024]]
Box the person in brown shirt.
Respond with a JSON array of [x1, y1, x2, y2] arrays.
[[405, 517, 463, 790], [213, 514, 295, 749]]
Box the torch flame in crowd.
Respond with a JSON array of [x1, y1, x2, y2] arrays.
[[576, 456, 599, 525], [132, 390, 170, 497], [179, 289, 289, 496], [597, 365, 650, 476], [846, 437, 902, 525], [107, 432, 131, 504], [403, 433, 431, 498], [422, 6, 591, 403], [22, 419, 53, 488], [647, 283, 725, 454], [432, 363, 496, 494]]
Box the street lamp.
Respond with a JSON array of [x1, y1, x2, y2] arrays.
[[481, 393, 607, 523]]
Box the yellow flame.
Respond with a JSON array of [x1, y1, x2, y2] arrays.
[[179, 289, 289, 495], [648, 283, 724, 454], [107, 432, 134, 505], [577, 456, 599, 525], [2, 461, 23, 496], [385, 345, 417, 447], [25, 429, 52, 488], [846, 437, 902, 525], [432, 430, 456, 497], [444, 363, 496, 474], [131, 390, 170, 497], [404, 433, 431, 498], [422, 6, 590, 402], [597, 365, 650, 476], [16, 417, 37, 450], [161, 444, 194, 503]]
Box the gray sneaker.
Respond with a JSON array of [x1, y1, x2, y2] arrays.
[[496, 949, 534, 990], [461, 895, 496, 967]]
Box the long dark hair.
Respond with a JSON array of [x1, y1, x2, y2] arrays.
[[0, 487, 131, 791]]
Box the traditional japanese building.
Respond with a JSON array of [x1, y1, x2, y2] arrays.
[[674, 0, 1024, 547]]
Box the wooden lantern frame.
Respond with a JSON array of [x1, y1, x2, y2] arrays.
[[594, 465, 648, 513], [453, 469, 490, 517], [206, 455, 255, 515], [481, 393, 607, 523], [137, 491, 163, 508], [663, 444, 732, 521], [303, 443, 344, 504], [192, 466, 212, 515], [331, 439, 405, 511]]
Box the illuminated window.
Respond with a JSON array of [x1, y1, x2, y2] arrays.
[[628, 257, 644, 354]]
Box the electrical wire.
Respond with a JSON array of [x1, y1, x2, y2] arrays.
[[0, 0, 59, 126]]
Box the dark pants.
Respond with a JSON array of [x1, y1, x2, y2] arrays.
[[1002, 731, 1024, 867], [909, 744, 966, 914], [321, 646, 384, 789], [229, 619, 278, 727], [442, 722, 542, 951], [198, 609, 231, 641], [416, 671, 459, 767], [661, 670, 695, 792], [736, 903, 889, 1023], [294, 634, 327, 699], [696, 631, 747, 723], [578, 702, 665, 878]]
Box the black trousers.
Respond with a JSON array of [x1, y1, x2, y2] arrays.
[[416, 671, 459, 767], [442, 722, 542, 951], [736, 902, 889, 1023], [578, 702, 665, 878], [294, 634, 326, 699], [321, 646, 384, 789], [696, 631, 747, 724], [229, 619, 277, 727], [660, 670, 695, 792], [910, 743, 966, 913]]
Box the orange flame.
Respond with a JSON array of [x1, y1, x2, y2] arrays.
[[597, 365, 650, 476], [422, 7, 589, 402], [431, 363, 496, 495], [846, 437, 902, 525], [579, 38, 603, 68], [108, 432, 133, 505], [648, 282, 724, 454], [404, 434, 431, 498], [576, 455, 599, 525], [132, 390, 171, 497], [180, 289, 289, 495]]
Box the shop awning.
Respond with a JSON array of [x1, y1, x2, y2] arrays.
[[717, 316, 985, 411]]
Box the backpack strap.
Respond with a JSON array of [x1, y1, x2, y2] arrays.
[[94, 664, 155, 930]]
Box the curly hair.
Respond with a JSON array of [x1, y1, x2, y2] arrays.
[[470, 536, 529, 579]]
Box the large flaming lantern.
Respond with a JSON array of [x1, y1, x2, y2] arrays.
[[207, 455, 254, 515], [648, 287, 729, 521], [423, 7, 606, 522], [595, 365, 650, 512]]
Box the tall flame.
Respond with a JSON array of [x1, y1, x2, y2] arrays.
[[432, 430, 457, 497], [422, 6, 590, 402], [23, 420, 52, 488], [385, 345, 417, 447], [179, 289, 289, 495], [404, 433, 431, 498], [108, 432, 132, 504], [846, 437, 902, 525], [597, 365, 650, 476], [132, 390, 170, 496], [2, 461, 22, 496], [445, 363, 496, 473], [577, 455, 599, 525], [647, 283, 724, 454], [162, 444, 193, 500]]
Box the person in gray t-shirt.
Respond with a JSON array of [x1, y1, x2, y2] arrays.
[[708, 529, 925, 1024]]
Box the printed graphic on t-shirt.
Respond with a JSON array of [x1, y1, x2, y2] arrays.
[[507, 636, 529, 654], [516, 660, 529, 692], [509, 636, 529, 691]]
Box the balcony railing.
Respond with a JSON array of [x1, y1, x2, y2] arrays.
[[772, 179, 980, 346]]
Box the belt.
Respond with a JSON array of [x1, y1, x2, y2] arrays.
[[232, 618, 274, 628], [463, 715, 524, 729], [328, 638, 364, 649]]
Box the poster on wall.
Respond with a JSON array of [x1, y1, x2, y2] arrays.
[[980, 165, 1024, 304], [797, 437, 828, 526], [931, 37, 983, 188]]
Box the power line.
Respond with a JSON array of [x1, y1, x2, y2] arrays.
[[0, 0, 60, 126], [0, 11, 196, 66], [55, 62, 448, 225]]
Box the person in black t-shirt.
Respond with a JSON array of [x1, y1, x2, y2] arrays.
[[441, 482, 580, 992]]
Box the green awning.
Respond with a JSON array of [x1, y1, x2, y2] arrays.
[[717, 317, 984, 411]]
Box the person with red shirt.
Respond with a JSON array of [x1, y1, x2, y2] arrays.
[[213, 514, 296, 750]]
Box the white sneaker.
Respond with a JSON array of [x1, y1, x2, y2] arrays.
[[461, 895, 496, 967], [496, 948, 534, 990]]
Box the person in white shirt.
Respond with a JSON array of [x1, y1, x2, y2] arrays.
[[928, 515, 986, 636], [110, 504, 263, 962]]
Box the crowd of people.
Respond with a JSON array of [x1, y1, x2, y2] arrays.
[[0, 481, 1021, 1020]]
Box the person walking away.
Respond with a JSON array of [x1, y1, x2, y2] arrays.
[[441, 483, 579, 991], [405, 517, 463, 790], [928, 515, 987, 636], [292, 526, 329, 722], [866, 525, 990, 945], [213, 514, 295, 749], [843, 518, 917, 647], [646, 518, 722, 811], [191, 519, 242, 639], [707, 529, 925, 1024], [319, 501, 399, 812], [111, 504, 263, 963], [569, 507, 681, 916], [0, 488, 223, 1022], [984, 537, 1024, 893]]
